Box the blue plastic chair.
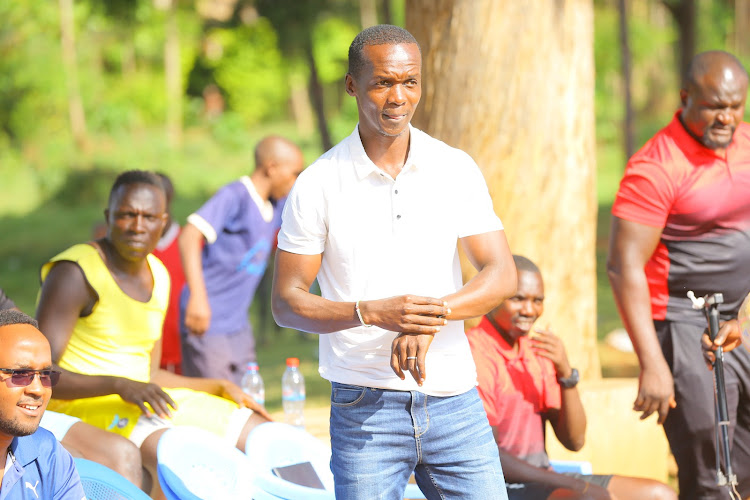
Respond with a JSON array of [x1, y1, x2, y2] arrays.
[[549, 459, 594, 475], [74, 458, 151, 500], [244, 422, 334, 500], [156, 426, 257, 500], [244, 422, 426, 500]]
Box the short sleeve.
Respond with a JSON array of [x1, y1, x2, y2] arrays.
[[453, 153, 503, 238], [612, 159, 676, 228], [189, 183, 242, 244], [277, 169, 328, 255], [467, 329, 502, 426]]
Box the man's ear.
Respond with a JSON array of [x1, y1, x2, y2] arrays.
[[345, 73, 357, 97], [103, 209, 109, 223], [679, 88, 688, 107]]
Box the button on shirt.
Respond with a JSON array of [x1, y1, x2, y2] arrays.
[[278, 124, 503, 396], [1, 429, 85, 500]]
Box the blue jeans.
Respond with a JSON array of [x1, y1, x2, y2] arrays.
[[329, 382, 508, 499]]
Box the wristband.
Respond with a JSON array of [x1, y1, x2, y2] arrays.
[[355, 300, 373, 328]]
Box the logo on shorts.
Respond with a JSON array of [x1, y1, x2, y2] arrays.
[[107, 414, 129, 430]]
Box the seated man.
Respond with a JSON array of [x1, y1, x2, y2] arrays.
[[35, 170, 271, 498], [0, 309, 85, 499], [467, 255, 677, 500], [0, 287, 143, 488]]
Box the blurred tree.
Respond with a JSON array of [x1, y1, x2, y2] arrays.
[[256, 0, 359, 151], [618, 0, 634, 159], [59, 0, 89, 151], [407, 0, 601, 379], [158, 0, 183, 147], [662, 0, 696, 78]]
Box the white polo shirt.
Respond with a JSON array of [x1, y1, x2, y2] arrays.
[[278, 124, 503, 396]]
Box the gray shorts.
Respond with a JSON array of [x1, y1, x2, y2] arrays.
[[656, 320, 750, 499], [506, 474, 612, 500], [181, 324, 256, 386]]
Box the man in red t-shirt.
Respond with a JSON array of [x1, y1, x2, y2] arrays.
[[608, 51, 750, 498], [152, 173, 186, 374], [468, 255, 676, 500]]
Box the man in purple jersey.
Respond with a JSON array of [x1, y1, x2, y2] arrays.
[[179, 136, 304, 384]]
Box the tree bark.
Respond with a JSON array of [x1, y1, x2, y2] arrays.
[[735, 0, 750, 59], [662, 0, 696, 79], [59, 0, 88, 151], [360, 0, 378, 28], [305, 42, 333, 152], [618, 0, 635, 160], [406, 0, 600, 379], [165, 0, 182, 147]]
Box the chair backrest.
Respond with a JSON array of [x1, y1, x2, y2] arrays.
[[244, 422, 335, 499], [156, 426, 256, 500], [74, 458, 151, 500]]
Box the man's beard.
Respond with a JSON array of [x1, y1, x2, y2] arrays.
[[701, 126, 735, 150], [0, 416, 39, 438]]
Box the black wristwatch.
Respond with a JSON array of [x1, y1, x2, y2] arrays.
[[557, 368, 579, 389]]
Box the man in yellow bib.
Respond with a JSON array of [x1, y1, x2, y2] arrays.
[[36, 170, 271, 498]]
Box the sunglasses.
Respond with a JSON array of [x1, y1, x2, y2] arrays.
[[0, 368, 61, 388]]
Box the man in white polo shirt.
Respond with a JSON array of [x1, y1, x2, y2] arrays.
[[272, 25, 516, 499]]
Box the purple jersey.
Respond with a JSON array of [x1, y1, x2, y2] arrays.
[[180, 177, 284, 336]]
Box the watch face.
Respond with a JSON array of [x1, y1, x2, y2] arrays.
[[559, 368, 579, 388]]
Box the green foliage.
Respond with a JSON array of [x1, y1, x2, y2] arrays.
[[212, 19, 290, 126], [312, 16, 359, 84]]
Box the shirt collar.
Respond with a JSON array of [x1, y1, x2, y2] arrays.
[[477, 316, 532, 362], [9, 434, 38, 467], [670, 109, 741, 160], [349, 123, 421, 180], [240, 176, 274, 222]]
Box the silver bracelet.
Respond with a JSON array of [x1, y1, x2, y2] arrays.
[[355, 300, 373, 328]]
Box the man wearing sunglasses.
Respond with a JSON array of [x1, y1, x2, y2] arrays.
[[0, 309, 85, 499]]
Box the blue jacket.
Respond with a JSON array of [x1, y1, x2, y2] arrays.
[[1, 428, 85, 500]]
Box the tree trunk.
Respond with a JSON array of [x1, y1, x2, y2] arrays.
[[165, 0, 182, 147], [663, 0, 696, 79], [305, 42, 333, 152], [735, 0, 750, 59], [360, 0, 378, 28], [381, 0, 392, 25], [59, 0, 88, 151], [290, 72, 315, 136], [619, 0, 635, 160], [406, 0, 600, 379]]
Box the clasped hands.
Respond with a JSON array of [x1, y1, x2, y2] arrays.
[[357, 295, 451, 386]]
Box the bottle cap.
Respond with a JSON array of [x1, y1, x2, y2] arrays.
[[246, 361, 259, 371], [286, 357, 300, 367]]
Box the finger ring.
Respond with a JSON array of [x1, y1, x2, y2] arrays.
[[406, 356, 417, 360]]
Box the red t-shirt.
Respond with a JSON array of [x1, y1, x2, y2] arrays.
[[467, 317, 561, 469], [152, 222, 186, 372], [612, 111, 750, 322]]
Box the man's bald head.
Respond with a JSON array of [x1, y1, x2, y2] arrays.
[[254, 136, 303, 171], [683, 51, 748, 90], [252, 136, 304, 201]]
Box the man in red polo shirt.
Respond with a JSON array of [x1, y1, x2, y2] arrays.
[[468, 255, 676, 500], [607, 50, 750, 499]]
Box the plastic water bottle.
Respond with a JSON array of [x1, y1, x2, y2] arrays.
[[282, 357, 305, 428], [241, 362, 265, 406]]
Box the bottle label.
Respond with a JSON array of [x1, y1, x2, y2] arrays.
[[281, 390, 306, 401]]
